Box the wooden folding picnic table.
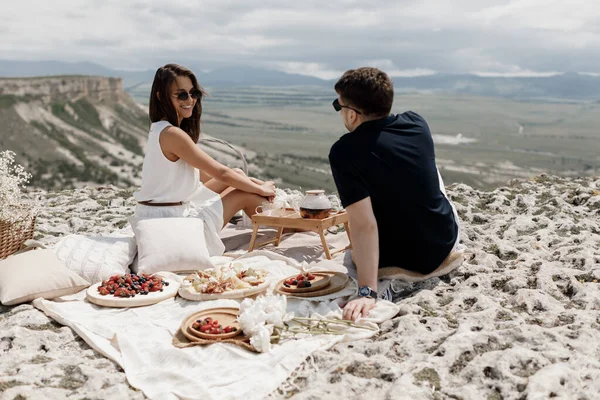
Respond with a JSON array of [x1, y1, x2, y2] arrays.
[[247, 208, 352, 260]]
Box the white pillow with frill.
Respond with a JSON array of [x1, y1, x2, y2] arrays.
[[52, 234, 137, 283]]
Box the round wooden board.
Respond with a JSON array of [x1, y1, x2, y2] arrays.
[[279, 273, 331, 293], [274, 272, 350, 298], [178, 279, 269, 301], [181, 308, 242, 341], [86, 278, 180, 308]]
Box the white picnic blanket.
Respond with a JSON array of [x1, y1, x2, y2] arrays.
[[33, 251, 399, 400]]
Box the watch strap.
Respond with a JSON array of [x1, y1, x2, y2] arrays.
[[358, 285, 378, 299]]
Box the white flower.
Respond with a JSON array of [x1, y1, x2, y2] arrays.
[[261, 295, 288, 326], [237, 295, 293, 352], [0, 150, 35, 223], [238, 307, 268, 335], [249, 324, 273, 353], [239, 297, 255, 314]]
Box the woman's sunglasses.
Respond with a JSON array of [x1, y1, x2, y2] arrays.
[[173, 89, 202, 101], [332, 98, 361, 114]]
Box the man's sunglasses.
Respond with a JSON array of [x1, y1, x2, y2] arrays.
[[173, 89, 202, 101], [332, 98, 361, 114]]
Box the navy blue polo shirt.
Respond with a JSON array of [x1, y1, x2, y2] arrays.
[[328, 111, 458, 274]]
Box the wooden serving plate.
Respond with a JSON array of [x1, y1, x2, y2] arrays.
[[279, 273, 331, 293], [274, 272, 350, 298], [181, 308, 242, 341], [86, 278, 180, 308], [178, 278, 270, 301]]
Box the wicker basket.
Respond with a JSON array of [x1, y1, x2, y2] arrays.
[[0, 211, 36, 259]]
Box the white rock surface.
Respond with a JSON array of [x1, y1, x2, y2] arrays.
[[2, 175, 600, 399]]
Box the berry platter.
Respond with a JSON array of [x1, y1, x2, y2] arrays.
[[279, 272, 331, 293], [274, 271, 350, 298], [181, 308, 242, 341], [86, 273, 180, 308]]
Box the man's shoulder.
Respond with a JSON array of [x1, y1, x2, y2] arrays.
[[395, 111, 428, 126], [329, 134, 354, 159]]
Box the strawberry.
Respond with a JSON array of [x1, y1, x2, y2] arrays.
[[149, 284, 161, 292], [224, 326, 232, 333]]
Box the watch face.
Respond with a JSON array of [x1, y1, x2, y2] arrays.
[[358, 286, 371, 296]]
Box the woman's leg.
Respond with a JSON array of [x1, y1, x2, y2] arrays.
[[220, 189, 266, 228]]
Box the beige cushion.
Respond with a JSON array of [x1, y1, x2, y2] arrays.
[[378, 251, 464, 282], [130, 217, 215, 274], [0, 249, 90, 306]]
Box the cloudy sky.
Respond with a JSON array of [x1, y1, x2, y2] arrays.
[[2, 0, 599, 78]]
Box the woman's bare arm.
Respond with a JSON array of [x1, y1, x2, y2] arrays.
[[160, 126, 274, 197]]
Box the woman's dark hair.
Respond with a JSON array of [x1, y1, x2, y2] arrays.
[[334, 67, 394, 117], [149, 63, 207, 143]]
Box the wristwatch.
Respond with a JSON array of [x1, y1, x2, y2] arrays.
[[358, 286, 377, 299]]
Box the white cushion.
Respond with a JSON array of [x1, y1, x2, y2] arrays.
[[0, 249, 90, 306], [130, 217, 214, 274], [52, 234, 137, 284]]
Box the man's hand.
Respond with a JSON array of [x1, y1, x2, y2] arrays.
[[342, 297, 376, 321]]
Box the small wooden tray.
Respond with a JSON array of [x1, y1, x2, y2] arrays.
[[279, 273, 331, 293], [181, 308, 242, 341], [274, 272, 349, 298]]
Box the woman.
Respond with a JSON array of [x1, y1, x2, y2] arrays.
[[133, 63, 275, 256]]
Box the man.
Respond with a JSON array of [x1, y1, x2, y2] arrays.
[[328, 67, 459, 321]]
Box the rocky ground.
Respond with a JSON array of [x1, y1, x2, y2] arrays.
[[2, 175, 600, 399]]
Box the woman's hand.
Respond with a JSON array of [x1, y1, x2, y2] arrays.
[[258, 181, 276, 199]]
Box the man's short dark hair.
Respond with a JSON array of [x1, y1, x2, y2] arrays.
[[334, 67, 394, 117]]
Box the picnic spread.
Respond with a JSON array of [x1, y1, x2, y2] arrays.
[[1, 192, 407, 400]]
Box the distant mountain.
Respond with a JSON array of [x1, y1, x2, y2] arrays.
[[199, 66, 326, 87], [1, 60, 600, 101], [0, 60, 115, 78], [0, 60, 155, 89], [0, 60, 325, 89], [391, 72, 600, 101]]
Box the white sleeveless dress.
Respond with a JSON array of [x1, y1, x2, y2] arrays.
[[133, 120, 225, 256]]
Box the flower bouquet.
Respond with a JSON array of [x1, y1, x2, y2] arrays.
[[0, 150, 37, 259], [238, 295, 376, 353]]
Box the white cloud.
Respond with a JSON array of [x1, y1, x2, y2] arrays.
[[0, 0, 599, 77], [362, 60, 436, 77], [472, 70, 562, 78], [268, 62, 343, 80], [469, 62, 562, 77]]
